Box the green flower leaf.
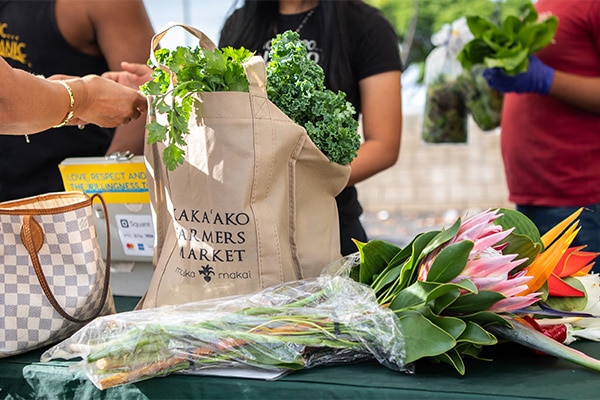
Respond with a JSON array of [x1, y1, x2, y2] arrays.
[[389, 281, 441, 311], [421, 308, 466, 339], [457, 321, 498, 346], [354, 239, 401, 286], [428, 348, 466, 375], [397, 312, 456, 364], [146, 120, 168, 144], [426, 240, 474, 283], [421, 218, 461, 257], [397, 230, 440, 286], [461, 310, 513, 329], [447, 290, 506, 314], [495, 208, 543, 267]]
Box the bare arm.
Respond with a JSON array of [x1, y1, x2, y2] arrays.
[[549, 71, 600, 114], [57, 0, 154, 155], [0, 56, 147, 135], [347, 70, 402, 186]]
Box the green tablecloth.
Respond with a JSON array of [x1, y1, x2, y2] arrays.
[[1, 296, 600, 400]]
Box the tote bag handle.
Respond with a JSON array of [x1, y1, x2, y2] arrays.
[[20, 193, 112, 324], [148, 22, 268, 99], [150, 22, 217, 82]]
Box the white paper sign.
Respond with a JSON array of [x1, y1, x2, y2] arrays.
[[114, 214, 155, 257]]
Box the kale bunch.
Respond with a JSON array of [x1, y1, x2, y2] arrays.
[[266, 31, 360, 165]]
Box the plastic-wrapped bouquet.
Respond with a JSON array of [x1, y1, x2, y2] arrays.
[[42, 208, 600, 389]]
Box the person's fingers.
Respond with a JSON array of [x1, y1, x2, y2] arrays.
[[135, 93, 148, 111], [121, 61, 152, 77], [102, 71, 121, 82]]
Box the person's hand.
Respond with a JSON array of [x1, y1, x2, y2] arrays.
[[68, 75, 148, 128], [102, 61, 153, 90], [482, 55, 554, 95]]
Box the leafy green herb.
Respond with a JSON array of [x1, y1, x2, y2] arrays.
[[266, 31, 360, 165], [457, 3, 558, 75], [141, 46, 254, 170]]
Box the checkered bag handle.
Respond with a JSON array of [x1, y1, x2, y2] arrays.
[[19, 193, 112, 323]]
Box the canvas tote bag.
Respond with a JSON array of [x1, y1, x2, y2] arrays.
[[0, 192, 115, 357], [139, 24, 350, 308]]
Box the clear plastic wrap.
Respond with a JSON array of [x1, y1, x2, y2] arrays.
[[41, 256, 408, 390], [422, 18, 473, 144], [457, 64, 503, 132]]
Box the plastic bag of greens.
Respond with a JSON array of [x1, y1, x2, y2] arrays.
[[422, 18, 473, 144], [457, 64, 503, 131], [40, 263, 408, 390]]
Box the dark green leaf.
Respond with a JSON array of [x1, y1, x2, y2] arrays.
[[428, 348, 465, 375], [354, 239, 402, 285], [397, 230, 441, 286], [397, 312, 456, 364], [426, 240, 474, 283], [430, 289, 461, 315], [457, 321, 498, 346], [461, 310, 513, 328], [421, 217, 461, 257], [495, 208, 543, 267], [421, 308, 466, 339], [447, 290, 506, 314]]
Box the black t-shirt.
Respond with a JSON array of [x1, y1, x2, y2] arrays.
[[0, 0, 114, 201], [220, 3, 402, 249]]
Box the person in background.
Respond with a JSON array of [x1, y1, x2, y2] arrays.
[[0, 0, 154, 201], [483, 0, 600, 260], [0, 55, 147, 135], [219, 0, 403, 255]]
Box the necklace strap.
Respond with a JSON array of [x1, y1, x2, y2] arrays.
[[295, 8, 315, 33]]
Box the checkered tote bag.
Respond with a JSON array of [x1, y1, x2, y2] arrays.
[[0, 192, 115, 357]]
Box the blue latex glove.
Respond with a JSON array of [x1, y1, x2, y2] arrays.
[[482, 55, 554, 95]]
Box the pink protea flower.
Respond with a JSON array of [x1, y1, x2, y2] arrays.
[[418, 209, 541, 313]]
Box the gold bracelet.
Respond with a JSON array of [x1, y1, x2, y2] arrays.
[[52, 81, 75, 128]]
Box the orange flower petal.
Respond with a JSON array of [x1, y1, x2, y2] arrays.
[[520, 224, 578, 295], [541, 208, 583, 248], [574, 262, 595, 277], [554, 246, 599, 278]]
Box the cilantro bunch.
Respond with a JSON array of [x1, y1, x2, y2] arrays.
[[141, 46, 254, 170], [266, 31, 360, 165], [457, 3, 558, 76]]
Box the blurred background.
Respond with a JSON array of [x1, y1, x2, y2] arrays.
[[141, 0, 525, 244]]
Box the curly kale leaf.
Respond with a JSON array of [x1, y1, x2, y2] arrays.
[[266, 31, 360, 165], [141, 46, 254, 170]]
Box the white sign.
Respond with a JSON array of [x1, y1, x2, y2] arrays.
[[115, 214, 155, 257]]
